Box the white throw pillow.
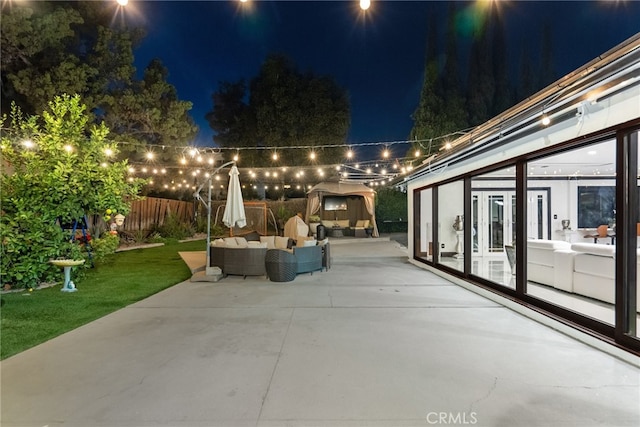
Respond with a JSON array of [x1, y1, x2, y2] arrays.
[[224, 237, 238, 247], [303, 239, 317, 247], [211, 239, 226, 247], [248, 241, 267, 248], [260, 235, 276, 249], [234, 237, 248, 248], [275, 236, 290, 249]]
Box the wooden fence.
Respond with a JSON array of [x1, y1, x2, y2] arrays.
[[123, 197, 195, 231], [85, 197, 308, 235]]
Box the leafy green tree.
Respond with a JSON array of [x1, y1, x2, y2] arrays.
[[491, 15, 513, 116], [102, 58, 198, 148], [1, 1, 197, 149], [0, 95, 144, 289], [409, 13, 447, 155], [467, 22, 494, 126], [205, 80, 252, 148], [516, 40, 536, 102], [207, 54, 350, 168]]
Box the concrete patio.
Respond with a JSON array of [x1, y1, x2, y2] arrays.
[[1, 239, 638, 427]]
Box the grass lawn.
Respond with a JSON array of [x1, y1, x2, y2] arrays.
[[0, 240, 205, 360]]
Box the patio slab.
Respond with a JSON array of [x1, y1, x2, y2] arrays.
[[1, 239, 638, 427]]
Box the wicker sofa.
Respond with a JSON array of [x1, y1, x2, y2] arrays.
[[265, 245, 324, 282], [209, 233, 291, 278], [209, 245, 267, 278]]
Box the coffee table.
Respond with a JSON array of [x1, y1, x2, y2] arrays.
[[328, 227, 345, 237]]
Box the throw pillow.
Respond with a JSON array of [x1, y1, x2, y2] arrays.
[[260, 235, 276, 249], [224, 237, 238, 247], [211, 239, 226, 247], [275, 236, 290, 249], [296, 235, 311, 247], [303, 239, 317, 247], [234, 237, 249, 248], [243, 231, 261, 242]]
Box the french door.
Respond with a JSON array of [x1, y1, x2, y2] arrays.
[[472, 191, 515, 256], [473, 189, 549, 256], [527, 190, 550, 240]]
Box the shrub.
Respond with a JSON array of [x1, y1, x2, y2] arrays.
[[156, 213, 194, 240], [91, 234, 120, 263]]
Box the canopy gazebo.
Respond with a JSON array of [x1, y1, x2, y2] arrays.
[[305, 182, 379, 237]]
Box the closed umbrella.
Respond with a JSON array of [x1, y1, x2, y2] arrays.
[[222, 165, 247, 229]]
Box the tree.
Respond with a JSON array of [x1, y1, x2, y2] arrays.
[[0, 95, 144, 289], [516, 40, 536, 102], [1, 1, 197, 149], [491, 14, 513, 116], [409, 12, 447, 155], [467, 21, 494, 126], [205, 80, 252, 148], [206, 54, 350, 168], [102, 59, 198, 148]]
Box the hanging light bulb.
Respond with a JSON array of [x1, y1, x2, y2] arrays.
[[360, 0, 371, 11], [346, 149, 354, 159], [272, 152, 278, 161], [541, 114, 551, 126], [309, 151, 317, 160]]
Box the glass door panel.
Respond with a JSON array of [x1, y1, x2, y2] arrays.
[[487, 195, 505, 253]]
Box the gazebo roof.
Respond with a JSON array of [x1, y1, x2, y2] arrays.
[[307, 181, 376, 196]]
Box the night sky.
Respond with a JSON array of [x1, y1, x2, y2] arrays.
[[128, 0, 640, 148]]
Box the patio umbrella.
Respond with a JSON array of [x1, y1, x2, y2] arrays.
[[222, 165, 247, 229]]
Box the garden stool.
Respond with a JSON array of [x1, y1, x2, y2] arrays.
[[265, 249, 297, 282]]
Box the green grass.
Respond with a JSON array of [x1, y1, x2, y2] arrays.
[[0, 240, 205, 360]]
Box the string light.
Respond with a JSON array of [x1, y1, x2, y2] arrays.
[[541, 114, 551, 126]]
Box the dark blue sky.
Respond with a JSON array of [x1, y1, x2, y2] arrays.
[[130, 1, 640, 148]]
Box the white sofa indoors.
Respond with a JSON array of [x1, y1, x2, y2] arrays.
[[527, 239, 571, 287], [527, 239, 640, 312]]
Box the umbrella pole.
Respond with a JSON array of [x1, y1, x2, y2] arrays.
[[197, 160, 235, 272], [206, 177, 212, 270]]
